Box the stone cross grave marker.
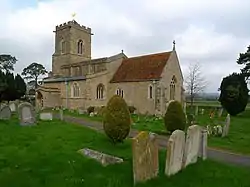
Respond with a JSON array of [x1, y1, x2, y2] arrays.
[[132, 131, 158, 185], [18, 102, 36, 126], [198, 129, 208, 160], [40, 112, 53, 121], [0, 105, 11, 120], [222, 114, 230, 137], [165, 130, 185, 176], [183, 125, 201, 168]]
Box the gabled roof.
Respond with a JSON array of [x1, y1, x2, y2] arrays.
[[110, 51, 172, 83]]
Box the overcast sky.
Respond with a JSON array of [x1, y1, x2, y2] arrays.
[[1, 0, 249, 92]]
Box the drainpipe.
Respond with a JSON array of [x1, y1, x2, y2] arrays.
[[65, 79, 68, 109]]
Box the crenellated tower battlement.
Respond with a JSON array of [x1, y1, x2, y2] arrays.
[[55, 20, 92, 34]]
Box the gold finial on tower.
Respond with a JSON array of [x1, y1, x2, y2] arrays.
[[71, 12, 76, 20]]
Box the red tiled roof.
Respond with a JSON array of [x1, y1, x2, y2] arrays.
[[110, 51, 172, 83]]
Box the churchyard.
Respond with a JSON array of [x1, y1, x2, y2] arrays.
[[0, 99, 250, 187], [57, 103, 250, 155]]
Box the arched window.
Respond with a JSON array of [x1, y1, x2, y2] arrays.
[[170, 76, 177, 100], [148, 85, 153, 99], [116, 88, 124, 98], [61, 39, 66, 54], [77, 40, 84, 54], [72, 82, 80, 97], [96, 84, 104, 99]]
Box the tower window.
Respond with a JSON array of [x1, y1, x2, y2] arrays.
[[77, 40, 84, 54], [61, 40, 66, 54]]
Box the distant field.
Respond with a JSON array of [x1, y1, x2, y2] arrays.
[[187, 100, 250, 108]]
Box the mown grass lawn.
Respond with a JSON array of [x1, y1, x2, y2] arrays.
[[0, 118, 250, 187], [194, 108, 250, 155]]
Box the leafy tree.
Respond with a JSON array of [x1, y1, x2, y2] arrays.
[[237, 45, 250, 80], [21, 63, 47, 88], [218, 73, 249, 116], [0, 70, 7, 102], [2, 72, 16, 102], [15, 74, 26, 99], [0, 55, 17, 72]]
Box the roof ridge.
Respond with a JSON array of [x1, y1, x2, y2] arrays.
[[127, 50, 172, 60]]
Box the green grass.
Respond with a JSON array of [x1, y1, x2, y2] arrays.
[[60, 107, 250, 155], [194, 108, 250, 155], [0, 118, 250, 187], [187, 100, 250, 108]]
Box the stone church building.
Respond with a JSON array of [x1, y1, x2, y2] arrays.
[[36, 20, 184, 115]]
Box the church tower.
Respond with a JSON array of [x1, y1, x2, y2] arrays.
[[52, 20, 92, 76]]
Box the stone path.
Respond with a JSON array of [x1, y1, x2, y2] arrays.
[[56, 114, 250, 167]]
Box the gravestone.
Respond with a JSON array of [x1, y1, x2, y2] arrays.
[[59, 109, 64, 120], [18, 102, 36, 126], [218, 108, 223, 118], [183, 125, 201, 168], [222, 114, 230, 137], [132, 131, 158, 185], [165, 130, 185, 176], [9, 102, 17, 112], [78, 108, 84, 115], [198, 129, 207, 160], [40, 112, 53, 120], [0, 105, 11, 120], [195, 105, 199, 116], [201, 109, 204, 115], [78, 148, 123, 166]]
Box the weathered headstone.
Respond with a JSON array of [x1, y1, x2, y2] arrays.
[[132, 131, 158, 185], [9, 102, 17, 112], [59, 109, 64, 120], [183, 125, 201, 168], [165, 130, 185, 176], [40, 112, 53, 120], [198, 129, 207, 160], [0, 105, 11, 120], [18, 102, 36, 126], [218, 108, 223, 117], [201, 108, 205, 115], [222, 114, 230, 137], [78, 108, 84, 115], [78, 148, 123, 166], [195, 105, 199, 116]]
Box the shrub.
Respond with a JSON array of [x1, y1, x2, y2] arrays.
[[219, 73, 249, 116], [164, 100, 186, 132], [87, 106, 95, 114], [128, 106, 136, 114], [103, 95, 131, 144]]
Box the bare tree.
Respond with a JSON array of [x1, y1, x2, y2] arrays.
[[185, 62, 207, 108]]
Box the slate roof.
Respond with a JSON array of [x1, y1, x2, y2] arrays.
[[110, 51, 172, 83]]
